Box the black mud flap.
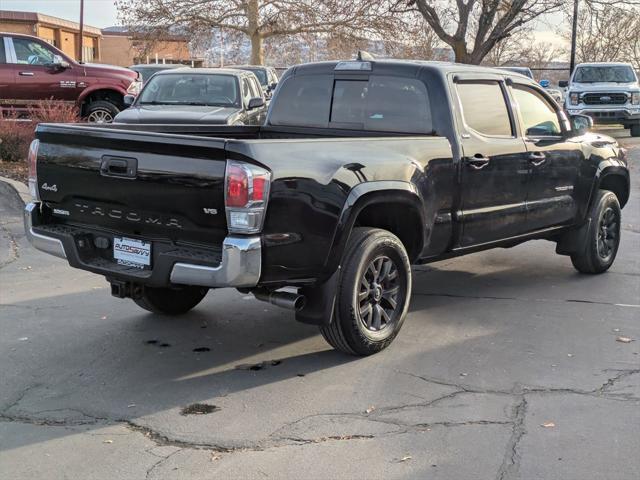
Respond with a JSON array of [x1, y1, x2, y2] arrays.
[[295, 268, 340, 326], [555, 218, 591, 256]]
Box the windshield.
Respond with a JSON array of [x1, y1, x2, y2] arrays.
[[137, 74, 240, 106], [574, 66, 636, 83]]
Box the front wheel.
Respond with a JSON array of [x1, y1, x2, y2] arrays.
[[570, 190, 621, 274], [85, 100, 120, 124], [320, 227, 412, 356], [134, 285, 209, 315]]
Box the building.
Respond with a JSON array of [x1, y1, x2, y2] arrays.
[[101, 27, 203, 67], [0, 10, 101, 62]]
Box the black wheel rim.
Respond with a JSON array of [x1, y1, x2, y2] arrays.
[[357, 255, 401, 332], [597, 207, 618, 260]]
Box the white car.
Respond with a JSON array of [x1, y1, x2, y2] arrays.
[[561, 62, 640, 137]]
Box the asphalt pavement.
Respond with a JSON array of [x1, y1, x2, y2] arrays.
[[0, 129, 638, 480]]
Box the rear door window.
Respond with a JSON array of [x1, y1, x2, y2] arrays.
[[457, 81, 513, 136]]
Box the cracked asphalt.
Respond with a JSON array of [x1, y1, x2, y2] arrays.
[[1, 129, 638, 480]]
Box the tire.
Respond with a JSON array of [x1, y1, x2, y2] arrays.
[[320, 227, 412, 356], [85, 100, 120, 124], [631, 124, 640, 137], [570, 190, 621, 274], [134, 286, 209, 315]]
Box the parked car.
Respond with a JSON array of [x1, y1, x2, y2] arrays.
[[539, 79, 564, 105], [114, 68, 266, 125], [228, 65, 278, 97], [129, 63, 185, 83], [497, 66, 534, 79], [560, 62, 640, 137], [0, 32, 141, 122], [25, 58, 629, 355]]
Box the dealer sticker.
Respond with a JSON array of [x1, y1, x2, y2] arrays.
[[113, 237, 151, 268]]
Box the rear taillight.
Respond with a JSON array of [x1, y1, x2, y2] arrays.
[[28, 139, 40, 201], [224, 160, 271, 234]]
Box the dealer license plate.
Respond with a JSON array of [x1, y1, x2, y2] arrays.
[[113, 237, 151, 269]]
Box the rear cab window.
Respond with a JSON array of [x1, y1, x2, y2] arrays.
[[269, 74, 433, 134]]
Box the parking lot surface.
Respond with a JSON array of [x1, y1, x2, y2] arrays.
[[1, 129, 638, 479]]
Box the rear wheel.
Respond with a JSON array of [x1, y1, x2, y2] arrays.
[[85, 100, 120, 124], [134, 286, 208, 315], [630, 124, 640, 137], [570, 190, 621, 274], [320, 227, 411, 356]]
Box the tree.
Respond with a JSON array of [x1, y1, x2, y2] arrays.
[[404, 0, 565, 64], [115, 0, 393, 65]]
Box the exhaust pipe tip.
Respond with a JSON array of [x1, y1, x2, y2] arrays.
[[253, 289, 306, 311]]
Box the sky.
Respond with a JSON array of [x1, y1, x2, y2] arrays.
[[0, 0, 568, 48], [0, 0, 120, 28]]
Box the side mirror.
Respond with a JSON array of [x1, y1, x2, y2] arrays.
[[269, 82, 277, 90], [570, 114, 593, 135], [50, 55, 70, 70], [539, 79, 550, 88], [558, 80, 569, 88], [247, 97, 265, 110], [123, 94, 136, 106]]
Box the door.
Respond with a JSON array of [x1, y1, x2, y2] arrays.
[[510, 84, 583, 229], [455, 79, 531, 246], [242, 76, 264, 125], [0, 37, 17, 111], [9, 36, 77, 101]]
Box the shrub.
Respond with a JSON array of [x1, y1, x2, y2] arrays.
[[0, 100, 79, 163]]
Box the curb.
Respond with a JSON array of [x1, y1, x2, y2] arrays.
[[0, 175, 29, 205]]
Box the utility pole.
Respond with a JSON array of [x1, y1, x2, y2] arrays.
[[569, 0, 579, 75], [78, 0, 84, 62]]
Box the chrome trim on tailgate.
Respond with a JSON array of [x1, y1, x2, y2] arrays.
[[24, 203, 67, 259], [170, 236, 261, 288]]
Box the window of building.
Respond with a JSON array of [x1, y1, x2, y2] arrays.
[[0, 39, 6, 63], [82, 45, 95, 62], [457, 81, 513, 136], [512, 86, 561, 136]]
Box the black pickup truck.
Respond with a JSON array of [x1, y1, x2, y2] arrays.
[[25, 58, 630, 355]]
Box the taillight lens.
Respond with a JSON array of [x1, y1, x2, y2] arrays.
[[28, 139, 40, 201], [632, 92, 640, 105], [225, 160, 271, 234], [570, 92, 580, 106]]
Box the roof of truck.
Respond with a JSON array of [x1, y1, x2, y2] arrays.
[[150, 67, 257, 77], [286, 58, 538, 82]]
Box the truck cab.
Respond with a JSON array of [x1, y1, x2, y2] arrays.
[[561, 62, 640, 137], [0, 32, 141, 122]]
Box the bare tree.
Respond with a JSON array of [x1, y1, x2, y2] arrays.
[[564, 3, 640, 70], [115, 0, 393, 65], [402, 0, 565, 64]]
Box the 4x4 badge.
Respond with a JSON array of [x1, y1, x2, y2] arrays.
[[203, 208, 218, 215], [41, 183, 58, 192]]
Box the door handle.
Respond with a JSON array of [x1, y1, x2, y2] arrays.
[[100, 156, 137, 178], [467, 154, 491, 170], [19, 71, 34, 76], [528, 152, 546, 166]]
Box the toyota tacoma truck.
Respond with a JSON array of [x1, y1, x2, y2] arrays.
[[0, 32, 142, 122], [24, 58, 630, 355], [560, 62, 640, 137]]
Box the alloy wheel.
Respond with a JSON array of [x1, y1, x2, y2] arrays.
[[357, 255, 401, 332]]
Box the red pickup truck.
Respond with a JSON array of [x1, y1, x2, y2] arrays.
[[0, 32, 141, 122]]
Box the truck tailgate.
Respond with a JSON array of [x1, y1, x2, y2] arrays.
[[35, 124, 228, 246]]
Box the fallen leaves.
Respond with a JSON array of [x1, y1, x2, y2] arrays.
[[365, 406, 375, 414], [616, 336, 633, 343], [540, 421, 556, 428], [103, 439, 113, 444]]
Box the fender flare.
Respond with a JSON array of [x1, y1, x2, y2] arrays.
[[587, 162, 630, 211], [296, 181, 425, 326], [78, 86, 127, 106]]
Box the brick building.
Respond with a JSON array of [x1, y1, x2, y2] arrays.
[[0, 10, 101, 62], [101, 27, 203, 67]]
